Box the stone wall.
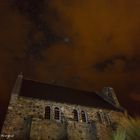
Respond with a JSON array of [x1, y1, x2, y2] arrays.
[[1, 94, 124, 140]]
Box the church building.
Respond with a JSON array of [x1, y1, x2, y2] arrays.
[[1, 74, 126, 140]]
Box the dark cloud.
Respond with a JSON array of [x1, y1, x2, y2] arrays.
[[0, 0, 140, 129], [0, 0, 30, 128], [94, 55, 126, 72], [32, 0, 140, 115], [12, 0, 45, 23], [11, 0, 66, 59]]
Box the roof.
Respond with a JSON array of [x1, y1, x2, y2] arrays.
[[18, 78, 124, 112]]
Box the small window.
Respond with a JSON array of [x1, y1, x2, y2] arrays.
[[97, 111, 111, 125], [97, 112, 102, 123], [73, 109, 79, 121], [54, 107, 60, 120], [105, 114, 111, 125], [97, 110, 105, 124], [81, 111, 87, 122], [45, 106, 51, 119]]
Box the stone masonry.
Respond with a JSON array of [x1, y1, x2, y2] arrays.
[[1, 74, 126, 140]]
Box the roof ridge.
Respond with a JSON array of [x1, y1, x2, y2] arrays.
[[23, 77, 97, 94], [22, 78, 124, 112]]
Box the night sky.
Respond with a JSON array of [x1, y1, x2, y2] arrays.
[[0, 0, 140, 127]]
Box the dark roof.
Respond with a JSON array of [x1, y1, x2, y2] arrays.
[[19, 78, 123, 112]]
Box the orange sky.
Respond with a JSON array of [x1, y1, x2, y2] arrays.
[[0, 0, 140, 122]]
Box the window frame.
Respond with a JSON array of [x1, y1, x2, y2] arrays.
[[97, 110, 112, 126], [45, 106, 51, 120], [54, 107, 61, 121], [98, 110, 106, 124], [81, 110, 88, 122], [105, 113, 112, 125], [73, 109, 79, 121]]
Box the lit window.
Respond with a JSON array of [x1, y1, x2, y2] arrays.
[[54, 107, 60, 120], [81, 111, 87, 122], [45, 106, 51, 119], [73, 109, 79, 121]]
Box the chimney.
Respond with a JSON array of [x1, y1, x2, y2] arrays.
[[8, 72, 23, 106], [11, 72, 23, 95]]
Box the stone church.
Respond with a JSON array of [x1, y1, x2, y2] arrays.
[[1, 74, 126, 140]]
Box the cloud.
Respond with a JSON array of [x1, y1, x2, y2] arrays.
[[0, 0, 140, 116], [0, 0, 31, 104], [33, 0, 140, 90], [32, 0, 140, 114]]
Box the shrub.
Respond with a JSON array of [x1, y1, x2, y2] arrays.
[[110, 116, 140, 140]]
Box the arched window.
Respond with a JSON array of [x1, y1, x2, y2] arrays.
[[105, 114, 111, 125], [73, 109, 79, 121], [54, 107, 60, 120], [45, 106, 51, 119], [97, 110, 105, 124], [81, 111, 87, 122], [97, 110, 111, 125], [97, 112, 102, 123]]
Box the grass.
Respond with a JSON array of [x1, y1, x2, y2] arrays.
[[110, 116, 140, 140]]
